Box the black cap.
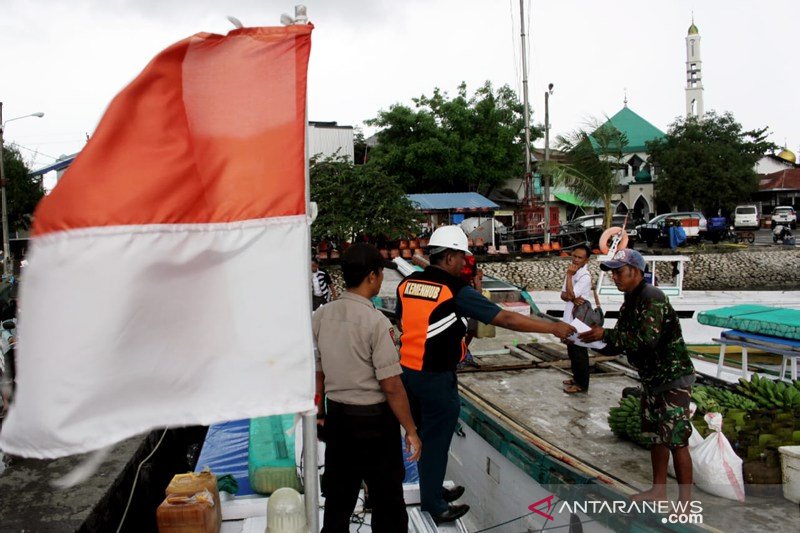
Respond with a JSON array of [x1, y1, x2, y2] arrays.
[[341, 243, 397, 275]]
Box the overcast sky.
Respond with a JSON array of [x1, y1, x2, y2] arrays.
[[2, 0, 797, 186]]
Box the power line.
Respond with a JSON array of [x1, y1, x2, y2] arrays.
[[8, 143, 58, 161]]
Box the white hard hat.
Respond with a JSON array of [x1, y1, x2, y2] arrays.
[[428, 225, 473, 255]]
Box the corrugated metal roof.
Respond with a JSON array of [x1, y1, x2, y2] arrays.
[[29, 155, 77, 177], [760, 168, 800, 191], [406, 192, 499, 211]]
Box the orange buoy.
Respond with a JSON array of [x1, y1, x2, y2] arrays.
[[599, 227, 629, 254]]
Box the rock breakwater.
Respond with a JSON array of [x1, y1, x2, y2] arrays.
[[325, 248, 800, 295]]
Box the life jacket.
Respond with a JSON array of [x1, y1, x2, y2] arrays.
[[397, 267, 468, 372]]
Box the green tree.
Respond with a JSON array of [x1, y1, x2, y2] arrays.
[[366, 81, 537, 195], [555, 119, 628, 228], [310, 155, 421, 244], [2, 145, 43, 232], [353, 128, 368, 165], [646, 111, 773, 214]]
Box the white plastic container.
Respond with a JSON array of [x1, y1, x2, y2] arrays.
[[779, 445, 800, 504]]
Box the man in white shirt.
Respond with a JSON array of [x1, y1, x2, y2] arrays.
[[311, 258, 337, 310], [561, 244, 594, 393]]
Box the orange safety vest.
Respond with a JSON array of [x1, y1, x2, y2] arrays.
[[396, 267, 468, 372]]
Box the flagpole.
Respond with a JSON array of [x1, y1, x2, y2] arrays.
[[291, 4, 320, 531]]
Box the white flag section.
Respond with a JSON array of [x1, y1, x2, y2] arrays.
[[0, 25, 316, 458], [1, 219, 313, 457]]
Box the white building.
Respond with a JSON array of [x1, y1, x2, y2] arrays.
[[756, 150, 796, 175], [308, 121, 354, 162]]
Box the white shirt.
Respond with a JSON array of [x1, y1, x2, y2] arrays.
[[562, 265, 593, 322]]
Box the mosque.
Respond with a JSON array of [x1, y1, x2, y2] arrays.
[[542, 18, 797, 224]]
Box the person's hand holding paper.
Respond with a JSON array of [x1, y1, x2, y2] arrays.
[[567, 318, 606, 349]]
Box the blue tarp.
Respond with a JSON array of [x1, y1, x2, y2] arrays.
[[195, 419, 253, 495], [194, 418, 418, 496], [669, 225, 686, 249]]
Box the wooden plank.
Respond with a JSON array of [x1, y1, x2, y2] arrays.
[[514, 342, 566, 361], [458, 355, 618, 374]]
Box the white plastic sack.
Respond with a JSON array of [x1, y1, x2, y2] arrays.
[[668, 403, 703, 478], [692, 413, 745, 502]]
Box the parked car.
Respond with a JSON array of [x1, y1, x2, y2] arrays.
[[733, 205, 760, 230], [770, 206, 796, 229], [558, 214, 637, 247], [635, 211, 708, 247]]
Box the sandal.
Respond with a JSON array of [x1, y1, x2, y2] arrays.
[[563, 385, 586, 394], [562, 379, 575, 385]]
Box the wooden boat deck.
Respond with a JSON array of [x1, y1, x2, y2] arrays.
[[459, 335, 800, 532]]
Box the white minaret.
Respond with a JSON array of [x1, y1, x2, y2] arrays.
[[685, 18, 704, 118]]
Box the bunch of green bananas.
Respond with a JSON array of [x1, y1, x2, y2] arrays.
[[607, 396, 650, 448], [607, 395, 638, 437], [690, 387, 723, 414], [737, 373, 800, 410], [692, 385, 757, 413]]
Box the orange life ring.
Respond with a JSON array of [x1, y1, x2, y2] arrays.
[[599, 227, 629, 254]]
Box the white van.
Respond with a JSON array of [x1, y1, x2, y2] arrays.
[[734, 205, 759, 230]]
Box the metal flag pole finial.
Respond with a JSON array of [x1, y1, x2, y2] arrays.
[[282, 5, 309, 26]]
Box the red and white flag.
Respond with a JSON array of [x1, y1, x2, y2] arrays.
[[0, 24, 315, 458]]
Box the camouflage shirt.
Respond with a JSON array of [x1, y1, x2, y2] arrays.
[[603, 281, 695, 392]]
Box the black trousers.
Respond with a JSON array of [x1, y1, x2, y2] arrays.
[[312, 295, 327, 311], [401, 368, 460, 516], [567, 343, 590, 390], [321, 401, 408, 533]]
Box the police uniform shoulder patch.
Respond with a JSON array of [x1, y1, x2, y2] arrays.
[[403, 281, 442, 301]]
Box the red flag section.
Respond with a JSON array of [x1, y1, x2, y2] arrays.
[[34, 25, 312, 235]]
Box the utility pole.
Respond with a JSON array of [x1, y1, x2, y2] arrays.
[[519, 0, 532, 208], [543, 84, 553, 244], [0, 104, 44, 279], [0, 103, 11, 279]]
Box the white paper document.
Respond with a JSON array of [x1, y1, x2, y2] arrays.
[[566, 318, 606, 349]]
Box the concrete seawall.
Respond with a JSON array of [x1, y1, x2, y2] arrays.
[[325, 248, 800, 293]]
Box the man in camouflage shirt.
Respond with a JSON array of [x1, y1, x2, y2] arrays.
[[579, 248, 695, 503]]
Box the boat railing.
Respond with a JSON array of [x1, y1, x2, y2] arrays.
[[597, 254, 690, 297]]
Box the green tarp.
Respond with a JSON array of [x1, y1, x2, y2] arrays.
[[554, 191, 596, 207], [248, 414, 301, 495], [697, 305, 800, 340]]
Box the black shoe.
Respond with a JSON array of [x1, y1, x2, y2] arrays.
[[432, 504, 470, 525], [442, 485, 465, 502]]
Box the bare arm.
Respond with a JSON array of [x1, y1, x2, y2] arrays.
[[380, 375, 421, 461], [564, 273, 576, 301], [491, 310, 575, 339]]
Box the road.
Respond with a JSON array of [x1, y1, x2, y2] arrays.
[[630, 228, 794, 251]]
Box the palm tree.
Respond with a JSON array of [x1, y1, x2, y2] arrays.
[[551, 119, 628, 229]]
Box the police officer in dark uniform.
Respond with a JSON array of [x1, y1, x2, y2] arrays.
[[396, 226, 575, 524]]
